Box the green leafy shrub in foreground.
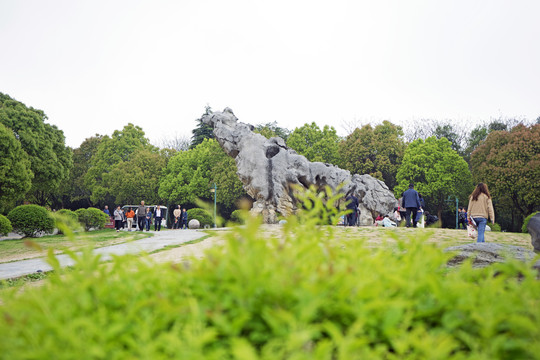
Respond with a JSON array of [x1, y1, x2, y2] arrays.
[[187, 207, 213, 227], [7, 204, 54, 238], [75, 207, 109, 231], [0, 214, 12, 236], [1, 187, 539, 359], [522, 211, 539, 233]]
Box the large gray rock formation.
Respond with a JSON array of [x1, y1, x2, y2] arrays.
[[527, 213, 540, 253], [202, 108, 397, 224], [444, 243, 536, 268]]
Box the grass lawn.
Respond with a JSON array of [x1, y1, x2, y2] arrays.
[[0, 229, 153, 263], [231, 224, 534, 251]]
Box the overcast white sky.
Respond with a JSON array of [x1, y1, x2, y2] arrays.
[[1, 0, 539, 148]]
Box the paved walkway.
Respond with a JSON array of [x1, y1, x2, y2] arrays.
[[0, 230, 207, 280]]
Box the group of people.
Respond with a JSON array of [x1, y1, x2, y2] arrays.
[[105, 201, 190, 232], [172, 205, 189, 229], [107, 201, 168, 232]]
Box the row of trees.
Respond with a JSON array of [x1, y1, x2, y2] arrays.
[[1, 92, 538, 231]]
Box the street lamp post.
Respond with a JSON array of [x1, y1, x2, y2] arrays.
[[209, 183, 217, 228]]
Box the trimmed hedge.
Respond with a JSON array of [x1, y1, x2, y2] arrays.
[[75, 207, 109, 231], [0, 214, 12, 236], [1, 188, 539, 358], [7, 204, 54, 238], [187, 208, 213, 227]]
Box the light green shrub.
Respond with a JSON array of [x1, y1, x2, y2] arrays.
[[0, 214, 12, 236], [229, 209, 245, 224], [490, 222, 502, 232], [54, 209, 82, 234], [7, 204, 54, 238], [187, 208, 213, 227], [75, 207, 109, 231], [0, 187, 539, 358], [522, 211, 539, 233]]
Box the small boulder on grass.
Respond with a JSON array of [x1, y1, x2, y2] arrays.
[[444, 243, 536, 268], [7, 205, 54, 238], [527, 213, 540, 253]]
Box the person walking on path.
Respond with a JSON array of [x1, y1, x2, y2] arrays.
[[113, 206, 123, 232], [402, 183, 422, 228], [137, 201, 147, 231], [125, 208, 135, 231], [180, 208, 188, 229], [154, 205, 164, 231], [467, 183, 495, 243], [173, 205, 181, 229], [145, 208, 152, 231]]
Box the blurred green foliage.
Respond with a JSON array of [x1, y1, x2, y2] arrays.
[[1, 187, 539, 358]]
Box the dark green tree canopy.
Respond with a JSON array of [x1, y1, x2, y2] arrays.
[[0, 92, 73, 206], [395, 136, 472, 222], [338, 121, 406, 190], [159, 139, 245, 212], [0, 122, 33, 212], [85, 124, 158, 205], [286, 122, 340, 164], [190, 106, 214, 149], [254, 121, 291, 141], [470, 124, 540, 218]]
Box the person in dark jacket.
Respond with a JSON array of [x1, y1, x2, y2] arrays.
[[345, 192, 359, 226], [402, 183, 422, 228], [180, 208, 188, 229], [154, 205, 164, 231]]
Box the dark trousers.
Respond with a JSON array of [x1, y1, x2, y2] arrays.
[[346, 211, 357, 226], [406, 207, 418, 227], [137, 217, 145, 231], [173, 217, 180, 229], [180, 219, 187, 229], [154, 217, 162, 231], [458, 219, 468, 229], [115, 220, 122, 230]]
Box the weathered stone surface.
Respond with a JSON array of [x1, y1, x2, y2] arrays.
[[527, 213, 540, 253], [444, 243, 536, 268], [188, 219, 200, 229], [202, 108, 398, 223]]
